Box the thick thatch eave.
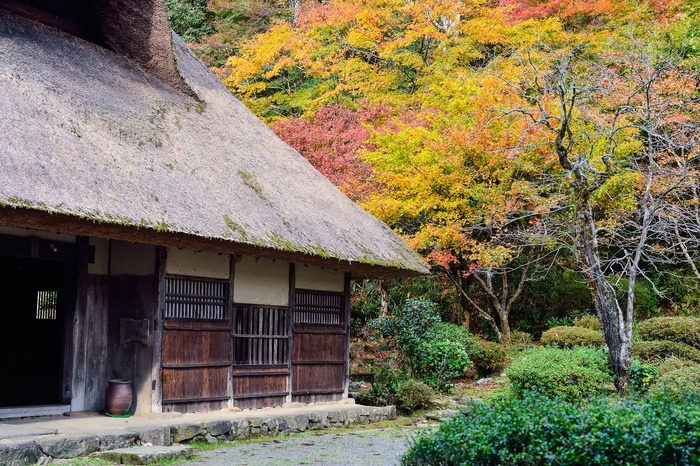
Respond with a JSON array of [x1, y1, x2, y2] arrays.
[[0, 10, 429, 278]]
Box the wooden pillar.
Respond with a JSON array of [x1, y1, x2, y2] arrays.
[[342, 272, 351, 399], [287, 263, 295, 404], [150, 246, 166, 413], [66, 236, 89, 411]]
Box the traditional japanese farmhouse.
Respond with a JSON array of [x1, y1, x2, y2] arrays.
[[0, 0, 428, 418]]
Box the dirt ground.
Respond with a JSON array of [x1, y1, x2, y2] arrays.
[[189, 426, 430, 465]]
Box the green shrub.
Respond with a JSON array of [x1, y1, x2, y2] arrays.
[[637, 317, 700, 349], [366, 306, 473, 389], [540, 325, 605, 347], [573, 315, 600, 330], [427, 323, 480, 353], [413, 338, 470, 389], [507, 346, 613, 402], [369, 368, 404, 406], [470, 339, 508, 376], [401, 395, 700, 465], [167, 0, 215, 41], [656, 356, 699, 375], [629, 362, 659, 393], [649, 366, 700, 400], [632, 340, 700, 363], [395, 379, 435, 412], [510, 330, 533, 348]]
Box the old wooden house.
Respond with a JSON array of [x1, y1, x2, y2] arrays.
[[0, 0, 428, 418]]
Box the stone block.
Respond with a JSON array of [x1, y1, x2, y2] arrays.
[[206, 420, 232, 437], [0, 440, 42, 466], [139, 427, 171, 446], [231, 419, 250, 439], [170, 423, 204, 443], [99, 433, 139, 451], [36, 435, 100, 459]]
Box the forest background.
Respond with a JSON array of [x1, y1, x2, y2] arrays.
[[167, 0, 700, 387]]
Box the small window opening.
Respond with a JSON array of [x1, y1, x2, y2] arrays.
[[294, 290, 344, 325], [232, 305, 290, 365], [165, 276, 227, 320], [36, 290, 58, 320]]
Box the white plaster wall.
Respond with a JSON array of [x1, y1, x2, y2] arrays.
[[233, 256, 289, 306], [88, 237, 109, 275], [296, 265, 345, 292], [110, 241, 156, 276], [0, 226, 76, 242], [166, 247, 230, 279]]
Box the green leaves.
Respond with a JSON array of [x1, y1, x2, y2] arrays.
[[402, 394, 700, 465]]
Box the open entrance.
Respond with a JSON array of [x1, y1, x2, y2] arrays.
[[0, 256, 75, 408]]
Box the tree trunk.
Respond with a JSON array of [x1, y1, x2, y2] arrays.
[[575, 192, 631, 389]]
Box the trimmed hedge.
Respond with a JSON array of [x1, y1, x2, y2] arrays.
[[402, 395, 700, 465], [471, 339, 508, 376], [541, 325, 605, 347], [573, 315, 600, 330], [395, 379, 435, 412], [637, 317, 700, 349], [507, 346, 613, 402], [633, 340, 700, 364], [649, 366, 700, 400]]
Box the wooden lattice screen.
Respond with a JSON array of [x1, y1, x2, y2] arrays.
[[294, 290, 344, 325], [232, 305, 290, 365], [164, 277, 227, 320], [35, 290, 58, 320], [162, 276, 230, 413]]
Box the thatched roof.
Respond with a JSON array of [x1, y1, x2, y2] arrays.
[[0, 8, 429, 278]]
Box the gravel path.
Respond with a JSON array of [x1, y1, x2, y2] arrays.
[[189, 426, 428, 465]]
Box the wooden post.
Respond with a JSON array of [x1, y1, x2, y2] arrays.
[[228, 254, 236, 408], [287, 263, 295, 404], [67, 236, 89, 411], [150, 246, 166, 413], [342, 272, 351, 399]]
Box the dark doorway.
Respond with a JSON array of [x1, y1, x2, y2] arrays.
[[0, 256, 76, 407]]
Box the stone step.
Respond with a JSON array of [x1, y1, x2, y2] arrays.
[[97, 445, 193, 465]]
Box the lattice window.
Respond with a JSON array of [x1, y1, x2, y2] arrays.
[[36, 290, 58, 320], [232, 305, 290, 365], [294, 290, 344, 325], [165, 276, 227, 320]]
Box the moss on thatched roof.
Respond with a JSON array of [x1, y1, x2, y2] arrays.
[[0, 9, 428, 278]]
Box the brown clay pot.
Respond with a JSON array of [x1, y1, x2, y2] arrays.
[[105, 379, 133, 415]]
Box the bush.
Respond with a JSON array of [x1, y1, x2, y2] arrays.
[[633, 340, 700, 364], [637, 317, 700, 349], [629, 362, 659, 393], [401, 395, 700, 465], [369, 368, 404, 406], [366, 304, 472, 389], [507, 346, 613, 402], [470, 339, 508, 376], [413, 338, 470, 389], [510, 330, 533, 348], [541, 325, 605, 347], [573, 315, 600, 330], [167, 0, 214, 41], [649, 366, 700, 400], [395, 379, 435, 412], [656, 356, 699, 375]]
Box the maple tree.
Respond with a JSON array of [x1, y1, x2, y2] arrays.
[[219, 0, 700, 384], [270, 103, 392, 201], [475, 29, 700, 386]]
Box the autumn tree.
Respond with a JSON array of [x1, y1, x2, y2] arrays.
[[360, 105, 559, 343], [485, 31, 700, 387], [270, 103, 392, 201]]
